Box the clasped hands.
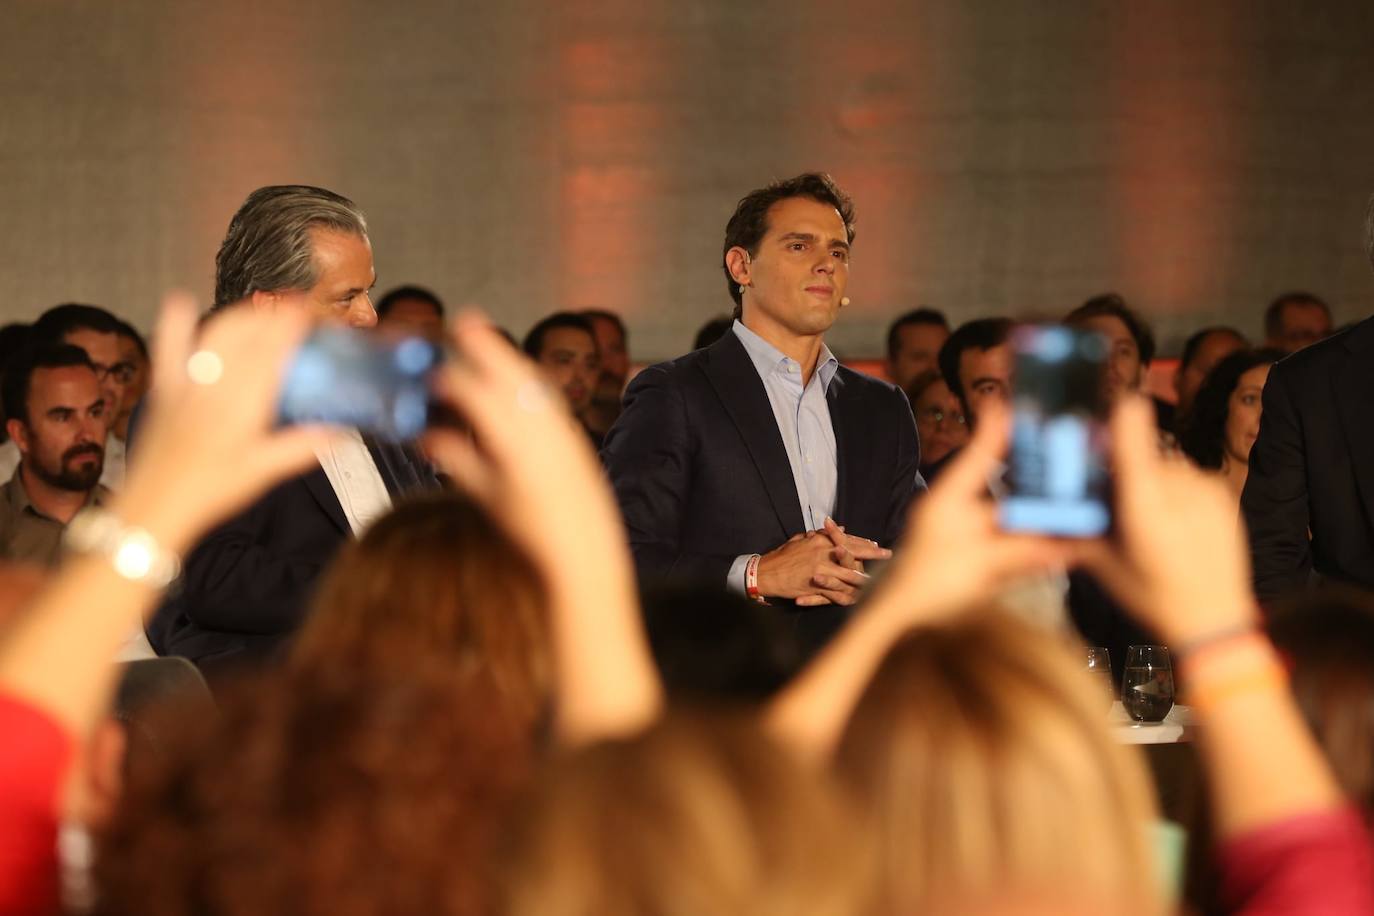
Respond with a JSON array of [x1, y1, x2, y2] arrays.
[[755, 517, 891, 607]]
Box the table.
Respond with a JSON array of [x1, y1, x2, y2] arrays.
[[1110, 702, 1193, 745]]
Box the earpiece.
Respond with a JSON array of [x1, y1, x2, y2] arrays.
[[840, 296, 851, 307]]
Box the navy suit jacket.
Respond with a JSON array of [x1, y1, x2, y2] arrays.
[[602, 330, 924, 650], [1243, 317, 1374, 600], [146, 437, 440, 673]]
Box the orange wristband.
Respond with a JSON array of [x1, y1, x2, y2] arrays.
[[1185, 655, 1289, 714]]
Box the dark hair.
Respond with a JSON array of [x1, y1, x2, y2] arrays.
[[213, 185, 368, 310], [937, 317, 1013, 407], [902, 369, 947, 406], [885, 308, 949, 361], [293, 493, 550, 728], [30, 303, 124, 346], [2, 343, 96, 426], [722, 172, 856, 318], [522, 312, 596, 359], [1179, 326, 1246, 370], [1269, 587, 1374, 826], [113, 319, 149, 361], [375, 285, 444, 320], [693, 315, 734, 351], [0, 324, 31, 439], [1064, 293, 1156, 366], [1263, 291, 1330, 339], [1178, 347, 1283, 469], [0, 323, 32, 365], [580, 309, 628, 344], [95, 666, 529, 916]]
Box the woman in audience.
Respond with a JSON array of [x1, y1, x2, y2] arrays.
[[769, 397, 1374, 914], [836, 614, 1161, 912], [1269, 587, 1374, 825], [905, 369, 969, 482], [87, 313, 654, 915], [95, 667, 527, 916], [9, 294, 1371, 916], [500, 713, 876, 916], [1178, 348, 1283, 501], [0, 295, 331, 913], [291, 492, 552, 728]]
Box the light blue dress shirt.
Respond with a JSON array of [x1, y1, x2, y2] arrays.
[[727, 320, 840, 593]]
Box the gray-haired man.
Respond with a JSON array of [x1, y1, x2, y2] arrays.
[[144, 186, 440, 679]]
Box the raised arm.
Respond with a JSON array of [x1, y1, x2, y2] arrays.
[[767, 404, 1068, 760], [0, 294, 327, 736], [426, 315, 660, 745], [1078, 397, 1371, 913]]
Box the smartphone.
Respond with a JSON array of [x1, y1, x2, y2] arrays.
[[278, 327, 442, 440], [999, 324, 1111, 538]]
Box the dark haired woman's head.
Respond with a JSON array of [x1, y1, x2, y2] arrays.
[[1269, 587, 1374, 824], [1178, 348, 1283, 471], [292, 493, 551, 728], [94, 666, 530, 916], [722, 173, 856, 322]]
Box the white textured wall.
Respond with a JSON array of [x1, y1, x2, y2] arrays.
[[2, 1, 1373, 360]]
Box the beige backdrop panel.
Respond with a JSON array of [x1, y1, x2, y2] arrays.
[[2, 0, 1372, 361]]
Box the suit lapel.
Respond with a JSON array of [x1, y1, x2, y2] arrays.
[[302, 467, 350, 535], [364, 434, 415, 500], [826, 369, 866, 524], [1335, 319, 1374, 527], [702, 333, 806, 535]]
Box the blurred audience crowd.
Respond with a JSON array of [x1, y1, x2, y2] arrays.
[[1, 177, 1371, 915]]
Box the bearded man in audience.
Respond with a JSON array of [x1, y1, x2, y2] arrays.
[[0, 304, 134, 489], [144, 185, 441, 677], [0, 344, 110, 564], [1244, 217, 1374, 599], [603, 172, 922, 655]]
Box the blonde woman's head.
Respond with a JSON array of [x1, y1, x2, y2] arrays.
[[501, 712, 876, 916], [836, 610, 1162, 913]]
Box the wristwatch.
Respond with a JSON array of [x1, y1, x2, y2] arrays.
[[63, 508, 182, 588]]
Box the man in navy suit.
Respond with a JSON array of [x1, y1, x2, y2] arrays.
[[602, 173, 923, 652], [145, 186, 440, 675]]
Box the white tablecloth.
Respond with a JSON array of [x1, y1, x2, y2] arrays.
[[1109, 702, 1193, 744]]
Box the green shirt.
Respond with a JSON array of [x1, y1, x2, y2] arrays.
[[0, 466, 110, 567]]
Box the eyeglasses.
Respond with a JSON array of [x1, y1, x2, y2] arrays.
[[916, 407, 966, 427], [91, 361, 137, 385]]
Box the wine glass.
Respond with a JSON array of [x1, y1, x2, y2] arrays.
[[1122, 645, 1175, 724], [1085, 647, 1115, 711]]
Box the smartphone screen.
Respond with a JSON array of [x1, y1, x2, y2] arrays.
[[999, 324, 1111, 538], [278, 327, 441, 440]]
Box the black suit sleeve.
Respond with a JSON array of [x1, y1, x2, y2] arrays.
[[1241, 364, 1311, 600], [176, 504, 330, 636], [882, 385, 926, 546], [602, 367, 737, 586]]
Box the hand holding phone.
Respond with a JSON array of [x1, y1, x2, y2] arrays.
[[277, 327, 442, 440]]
